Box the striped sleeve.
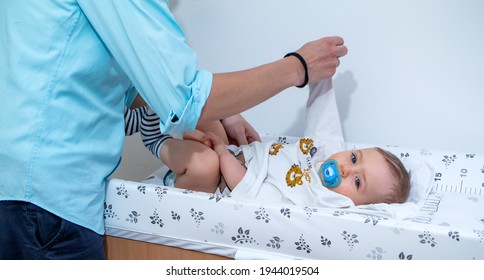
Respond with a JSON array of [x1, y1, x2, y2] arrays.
[[140, 108, 172, 159], [124, 106, 147, 136]]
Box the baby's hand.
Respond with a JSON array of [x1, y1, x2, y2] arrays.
[[202, 132, 227, 156]]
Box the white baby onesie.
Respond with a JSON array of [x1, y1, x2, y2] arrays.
[[230, 79, 354, 208]]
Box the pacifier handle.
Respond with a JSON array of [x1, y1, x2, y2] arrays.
[[318, 159, 342, 188]]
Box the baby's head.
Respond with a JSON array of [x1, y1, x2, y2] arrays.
[[320, 147, 410, 205]]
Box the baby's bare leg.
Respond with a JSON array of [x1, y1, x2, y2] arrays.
[[159, 139, 221, 192], [206, 133, 247, 190]]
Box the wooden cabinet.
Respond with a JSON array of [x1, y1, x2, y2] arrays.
[[104, 236, 231, 260]]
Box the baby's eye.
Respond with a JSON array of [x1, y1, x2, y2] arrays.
[[355, 176, 361, 189], [351, 152, 357, 164]]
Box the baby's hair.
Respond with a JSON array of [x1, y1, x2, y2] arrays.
[[374, 148, 411, 204]]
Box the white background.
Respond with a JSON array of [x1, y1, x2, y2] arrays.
[[113, 0, 484, 181]]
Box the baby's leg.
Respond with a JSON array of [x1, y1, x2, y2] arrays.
[[205, 133, 247, 191], [159, 139, 221, 193]]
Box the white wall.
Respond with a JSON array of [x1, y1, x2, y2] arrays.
[[113, 0, 484, 181]]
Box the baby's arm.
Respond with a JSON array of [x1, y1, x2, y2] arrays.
[[305, 79, 342, 138], [305, 79, 345, 161], [204, 132, 247, 190]]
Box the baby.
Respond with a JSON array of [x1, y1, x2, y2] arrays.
[[128, 79, 411, 207], [183, 79, 410, 207], [202, 133, 410, 206]]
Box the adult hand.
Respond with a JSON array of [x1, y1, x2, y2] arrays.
[[221, 114, 261, 145], [294, 36, 348, 85], [201, 132, 228, 156], [183, 129, 213, 148]]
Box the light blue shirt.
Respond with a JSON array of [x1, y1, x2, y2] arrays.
[[0, 0, 212, 234]]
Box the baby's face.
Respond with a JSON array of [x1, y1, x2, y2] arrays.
[[323, 148, 395, 205]]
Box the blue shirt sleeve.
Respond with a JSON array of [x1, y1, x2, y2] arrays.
[[77, 0, 212, 133], [125, 85, 138, 108]]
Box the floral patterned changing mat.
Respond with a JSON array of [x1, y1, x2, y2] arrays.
[[105, 139, 484, 259]]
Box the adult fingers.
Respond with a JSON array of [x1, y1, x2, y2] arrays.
[[336, 44, 348, 58], [244, 123, 261, 143], [232, 131, 248, 146], [330, 36, 344, 46], [325, 36, 348, 57]]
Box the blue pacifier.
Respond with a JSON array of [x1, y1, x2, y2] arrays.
[[318, 159, 342, 188]]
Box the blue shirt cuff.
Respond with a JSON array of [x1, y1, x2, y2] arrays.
[[160, 69, 212, 134]]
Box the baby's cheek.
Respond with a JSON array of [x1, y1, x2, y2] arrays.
[[329, 183, 345, 195]]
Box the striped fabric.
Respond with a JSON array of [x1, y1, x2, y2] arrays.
[[124, 107, 172, 159]]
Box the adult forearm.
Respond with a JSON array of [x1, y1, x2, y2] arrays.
[[198, 36, 347, 123], [200, 57, 302, 122]]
